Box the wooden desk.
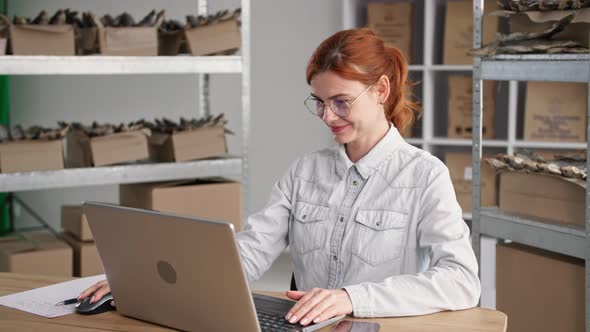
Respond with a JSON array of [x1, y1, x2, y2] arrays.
[[0, 273, 507, 332]]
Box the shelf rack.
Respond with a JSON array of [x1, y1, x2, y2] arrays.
[[0, 0, 251, 225], [472, 1, 590, 330]]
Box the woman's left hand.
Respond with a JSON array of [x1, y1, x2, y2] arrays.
[[285, 288, 353, 326]]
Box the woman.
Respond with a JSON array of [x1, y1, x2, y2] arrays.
[[80, 28, 480, 326]]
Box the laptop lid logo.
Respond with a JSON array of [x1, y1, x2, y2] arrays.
[[157, 260, 177, 284]]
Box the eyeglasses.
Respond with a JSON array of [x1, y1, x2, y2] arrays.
[[304, 83, 374, 118]]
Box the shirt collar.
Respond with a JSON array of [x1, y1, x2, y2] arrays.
[[334, 123, 403, 180]]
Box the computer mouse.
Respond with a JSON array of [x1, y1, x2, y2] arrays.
[[75, 292, 116, 315]]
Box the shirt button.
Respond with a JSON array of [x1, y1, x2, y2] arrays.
[[333, 255, 338, 260], [376, 221, 382, 227], [302, 215, 307, 219], [339, 217, 344, 222], [352, 180, 358, 186]]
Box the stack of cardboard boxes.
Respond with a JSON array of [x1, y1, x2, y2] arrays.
[[120, 178, 242, 231], [61, 206, 104, 277], [0, 231, 72, 276]]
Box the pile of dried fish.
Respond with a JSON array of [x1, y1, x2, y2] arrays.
[[64, 121, 149, 138], [76, 10, 165, 29], [498, 0, 590, 11], [13, 9, 81, 26], [485, 152, 587, 180], [185, 8, 241, 29], [0, 123, 70, 142], [470, 13, 588, 55], [145, 114, 233, 135], [62, 114, 231, 138]]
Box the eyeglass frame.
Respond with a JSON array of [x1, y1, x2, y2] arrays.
[[304, 82, 375, 119]]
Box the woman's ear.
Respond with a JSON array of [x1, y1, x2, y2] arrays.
[[376, 74, 390, 104]]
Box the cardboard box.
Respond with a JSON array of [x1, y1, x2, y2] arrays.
[[448, 75, 495, 139], [367, 2, 414, 62], [445, 152, 497, 212], [185, 19, 240, 56], [497, 243, 584, 332], [67, 130, 150, 167], [76, 27, 99, 55], [61, 232, 103, 278], [509, 8, 590, 47], [0, 231, 73, 277], [499, 171, 585, 227], [443, 0, 499, 64], [524, 81, 587, 142], [159, 30, 184, 56], [0, 140, 64, 173], [149, 127, 227, 162], [61, 205, 93, 241], [98, 27, 158, 56], [9, 24, 75, 55], [120, 178, 242, 230]]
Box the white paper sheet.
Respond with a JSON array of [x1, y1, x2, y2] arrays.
[[0, 274, 106, 318]]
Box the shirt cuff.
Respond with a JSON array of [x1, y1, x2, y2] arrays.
[[342, 285, 371, 317]]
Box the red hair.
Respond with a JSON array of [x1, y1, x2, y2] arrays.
[[306, 28, 421, 132]]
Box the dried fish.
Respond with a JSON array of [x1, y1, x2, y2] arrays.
[[560, 165, 586, 178], [522, 160, 540, 172], [137, 10, 156, 27], [32, 10, 49, 25], [538, 162, 562, 175], [486, 158, 510, 170], [498, 0, 590, 11], [118, 12, 135, 27], [49, 9, 66, 25], [470, 13, 589, 56]]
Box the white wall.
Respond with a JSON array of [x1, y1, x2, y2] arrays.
[[7, 1, 339, 232]]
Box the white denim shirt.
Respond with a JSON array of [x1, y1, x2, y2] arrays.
[[237, 125, 481, 317]]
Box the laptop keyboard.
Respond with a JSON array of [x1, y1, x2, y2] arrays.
[[257, 311, 298, 331]]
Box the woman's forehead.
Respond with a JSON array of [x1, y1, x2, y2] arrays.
[[310, 71, 363, 96]]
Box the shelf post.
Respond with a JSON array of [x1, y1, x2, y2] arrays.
[[585, 41, 590, 332], [472, 0, 484, 291]]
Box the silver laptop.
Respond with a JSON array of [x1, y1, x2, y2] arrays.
[[83, 201, 344, 332]]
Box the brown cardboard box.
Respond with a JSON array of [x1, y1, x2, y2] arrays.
[[524, 81, 587, 142], [0, 140, 64, 173], [67, 130, 150, 167], [120, 178, 242, 230], [185, 19, 240, 56], [61, 232, 103, 277], [149, 127, 227, 162], [497, 243, 584, 332], [499, 171, 585, 227], [9, 24, 75, 55], [0, 231, 73, 277], [509, 8, 590, 47], [445, 152, 497, 212], [61, 205, 93, 241], [443, 0, 499, 64], [448, 75, 495, 139], [98, 27, 158, 56], [76, 27, 99, 55], [367, 2, 414, 62], [159, 30, 185, 56]]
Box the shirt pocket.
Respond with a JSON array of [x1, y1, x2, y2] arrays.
[[351, 209, 408, 266], [290, 201, 330, 254]]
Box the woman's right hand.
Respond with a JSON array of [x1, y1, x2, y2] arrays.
[[78, 280, 115, 306]]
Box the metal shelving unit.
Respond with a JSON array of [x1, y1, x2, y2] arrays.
[[0, 0, 251, 224], [472, 1, 590, 330], [342, 1, 585, 157]]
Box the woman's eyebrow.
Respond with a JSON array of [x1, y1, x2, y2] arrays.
[[310, 92, 350, 101]]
